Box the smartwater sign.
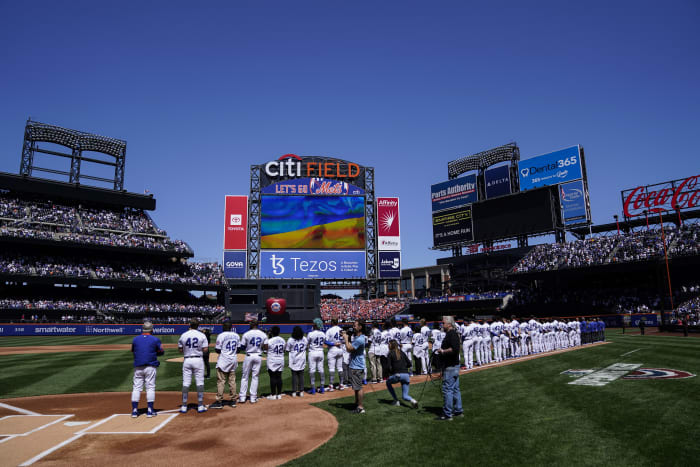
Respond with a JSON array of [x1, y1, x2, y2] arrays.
[[560, 180, 588, 225], [378, 251, 401, 278], [431, 174, 477, 212], [519, 146, 583, 190], [223, 250, 247, 278], [484, 165, 511, 199], [260, 250, 366, 279]]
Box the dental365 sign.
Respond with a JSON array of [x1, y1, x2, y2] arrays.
[[519, 146, 583, 190]]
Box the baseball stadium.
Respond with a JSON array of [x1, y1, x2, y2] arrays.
[[0, 118, 699, 467]]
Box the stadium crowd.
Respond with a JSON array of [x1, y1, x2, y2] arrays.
[[513, 223, 700, 273], [0, 254, 225, 286], [320, 298, 408, 321], [0, 193, 192, 253], [412, 291, 509, 304]]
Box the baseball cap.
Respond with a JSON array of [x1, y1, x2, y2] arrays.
[[142, 321, 153, 333]]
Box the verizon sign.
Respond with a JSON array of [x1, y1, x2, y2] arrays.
[[622, 175, 700, 218], [377, 197, 400, 251]]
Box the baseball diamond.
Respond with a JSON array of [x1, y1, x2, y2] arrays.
[[1, 329, 700, 466]]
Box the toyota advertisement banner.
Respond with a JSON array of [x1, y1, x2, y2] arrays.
[[377, 197, 401, 251], [378, 251, 401, 278], [223, 250, 247, 278], [484, 165, 511, 199], [431, 174, 477, 212], [518, 146, 583, 191], [223, 195, 248, 250], [559, 180, 588, 225], [432, 205, 473, 247], [260, 250, 366, 279]]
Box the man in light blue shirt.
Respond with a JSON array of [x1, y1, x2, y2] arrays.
[[343, 319, 367, 414]]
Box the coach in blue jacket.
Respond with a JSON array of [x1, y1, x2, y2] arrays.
[[131, 321, 164, 418]]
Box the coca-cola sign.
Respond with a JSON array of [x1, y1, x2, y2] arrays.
[[622, 175, 700, 218]]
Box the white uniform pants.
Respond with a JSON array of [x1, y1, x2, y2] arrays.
[[308, 350, 325, 387], [491, 336, 501, 362], [132, 365, 157, 402], [463, 339, 474, 369], [182, 357, 205, 388], [239, 354, 262, 400], [327, 347, 343, 384], [482, 338, 491, 363]]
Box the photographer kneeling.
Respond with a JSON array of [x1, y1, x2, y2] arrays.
[[385, 340, 419, 408], [434, 315, 463, 421], [342, 320, 367, 414]]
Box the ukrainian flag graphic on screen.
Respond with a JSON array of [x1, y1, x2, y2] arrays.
[[261, 196, 365, 249]]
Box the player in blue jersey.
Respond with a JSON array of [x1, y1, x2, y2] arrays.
[[131, 321, 164, 418]]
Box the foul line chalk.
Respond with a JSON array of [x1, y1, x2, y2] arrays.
[[0, 403, 40, 416]]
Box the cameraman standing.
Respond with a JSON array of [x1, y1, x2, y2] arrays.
[[434, 316, 463, 421], [342, 319, 367, 414]]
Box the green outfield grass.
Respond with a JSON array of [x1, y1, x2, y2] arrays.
[[1, 330, 699, 466]]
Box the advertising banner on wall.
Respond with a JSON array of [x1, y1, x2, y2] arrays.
[[223, 250, 247, 279], [223, 195, 248, 250], [518, 146, 583, 191], [431, 174, 477, 212], [560, 179, 588, 225], [432, 206, 473, 247], [484, 165, 511, 199], [377, 197, 400, 251], [378, 251, 401, 278], [621, 174, 700, 218], [260, 250, 366, 279]]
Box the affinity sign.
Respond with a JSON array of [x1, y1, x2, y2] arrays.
[[377, 197, 400, 251], [519, 146, 583, 190], [260, 250, 366, 279]]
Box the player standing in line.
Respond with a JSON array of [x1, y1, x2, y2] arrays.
[[266, 326, 286, 400], [368, 322, 383, 383], [481, 320, 492, 364], [286, 325, 308, 397], [509, 316, 520, 357], [178, 319, 208, 413], [131, 321, 164, 418], [461, 319, 473, 370], [490, 317, 503, 362], [519, 319, 529, 357], [210, 321, 240, 409], [238, 319, 268, 404], [325, 318, 344, 391], [527, 317, 539, 354], [389, 318, 401, 343], [399, 318, 413, 374], [411, 324, 425, 375], [379, 321, 391, 380], [307, 318, 326, 394]]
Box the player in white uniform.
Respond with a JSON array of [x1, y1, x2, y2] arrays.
[[528, 318, 539, 354], [178, 319, 208, 413], [389, 318, 401, 344], [419, 320, 431, 374], [411, 325, 427, 375], [368, 323, 383, 383], [286, 326, 308, 397], [379, 322, 391, 380], [461, 320, 473, 370], [210, 321, 240, 409], [481, 321, 492, 364], [307, 319, 326, 394], [490, 319, 503, 362], [266, 326, 286, 400], [519, 320, 529, 357], [325, 319, 345, 390], [399, 319, 413, 374], [238, 320, 268, 404]]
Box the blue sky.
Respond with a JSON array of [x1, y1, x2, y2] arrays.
[[1, 1, 698, 272]]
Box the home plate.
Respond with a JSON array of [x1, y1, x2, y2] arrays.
[[82, 413, 177, 434]]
